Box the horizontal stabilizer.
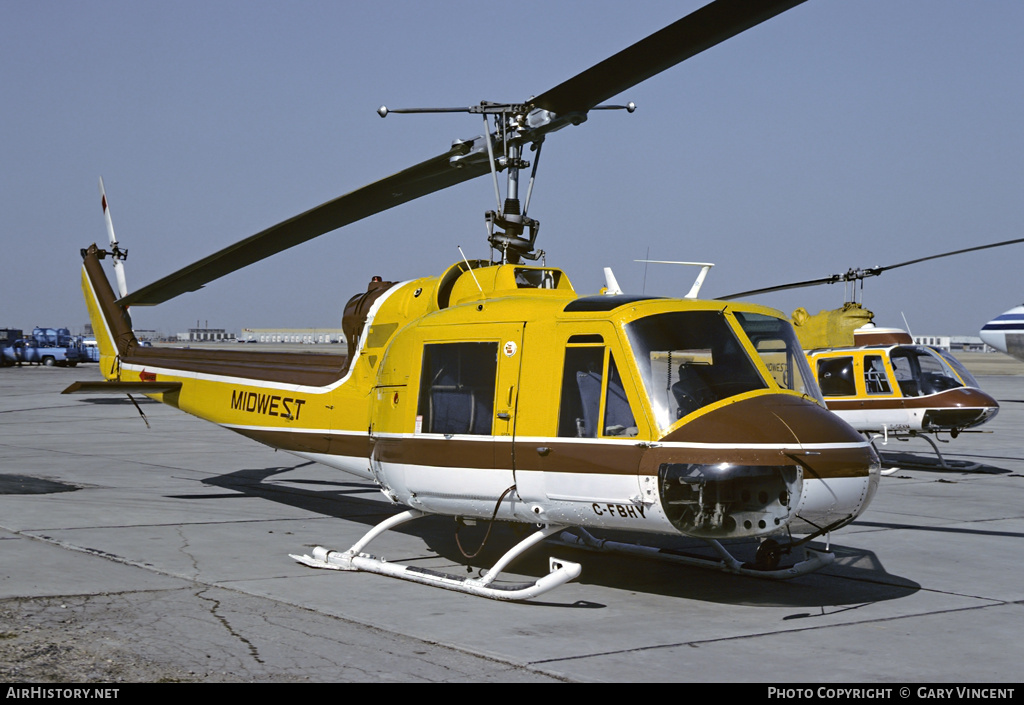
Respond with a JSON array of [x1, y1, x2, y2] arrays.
[[62, 381, 182, 395]]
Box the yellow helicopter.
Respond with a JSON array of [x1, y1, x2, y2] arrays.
[[66, 0, 881, 601], [720, 239, 1024, 468]]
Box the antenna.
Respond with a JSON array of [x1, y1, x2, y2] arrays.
[[603, 267, 623, 295], [641, 247, 650, 294], [901, 312, 914, 341], [458, 246, 483, 293]]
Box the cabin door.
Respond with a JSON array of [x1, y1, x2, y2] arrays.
[[493, 324, 525, 474], [403, 323, 525, 511]]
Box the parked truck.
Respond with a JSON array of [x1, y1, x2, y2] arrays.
[[0, 329, 22, 359], [1, 327, 82, 367], [78, 338, 100, 362]]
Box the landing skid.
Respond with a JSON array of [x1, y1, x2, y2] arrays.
[[290, 509, 581, 601], [870, 430, 983, 472], [554, 528, 834, 580]]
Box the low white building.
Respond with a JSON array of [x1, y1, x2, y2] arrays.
[[912, 335, 986, 352], [240, 328, 344, 344], [178, 327, 236, 342]]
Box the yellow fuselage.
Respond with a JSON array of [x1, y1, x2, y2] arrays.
[[82, 251, 879, 541]]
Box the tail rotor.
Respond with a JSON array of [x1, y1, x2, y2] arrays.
[[98, 177, 128, 298]]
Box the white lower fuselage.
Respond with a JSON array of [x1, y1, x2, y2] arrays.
[[297, 433, 879, 540]]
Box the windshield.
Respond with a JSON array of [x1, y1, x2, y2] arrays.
[[889, 345, 970, 396], [733, 311, 825, 405], [934, 348, 981, 388], [625, 311, 767, 432]]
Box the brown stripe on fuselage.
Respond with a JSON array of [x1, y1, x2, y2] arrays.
[[651, 393, 876, 479], [637, 443, 873, 479], [229, 393, 875, 480], [370, 430, 872, 480], [228, 427, 372, 457], [516, 439, 645, 475], [372, 435, 647, 475], [373, 435, 511, 471], [824, 387, 998, 411]]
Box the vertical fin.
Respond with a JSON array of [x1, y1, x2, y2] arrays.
[[80, 244, 137, 380]]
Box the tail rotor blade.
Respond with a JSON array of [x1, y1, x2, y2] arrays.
[[99, 177, 128, 298]]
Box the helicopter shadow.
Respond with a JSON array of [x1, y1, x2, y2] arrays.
[[181, 462, 920, 609], [877, 450, 1013, 474], [509, 522, 920, 609], [78, 396, 160, 405]]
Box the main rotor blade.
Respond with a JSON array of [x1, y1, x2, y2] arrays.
[[117, 147, 490, 307], [116, 0, 812, 307], [531, 0, 808, 116], [719, 275, 844, 300], [872, 236, 1024, 275], [719, 237, 1024, 301]]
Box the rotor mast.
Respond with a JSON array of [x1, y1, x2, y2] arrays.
[[379, 100, 634, 263], [480, 104, 541, 264], [379, 101, 542, 263]]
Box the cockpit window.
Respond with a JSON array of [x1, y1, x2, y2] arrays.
[[935, 348, 980, 388], [625, 311, 767, 432], [733, 312, 824, 404], [889, 346, 966, 396]]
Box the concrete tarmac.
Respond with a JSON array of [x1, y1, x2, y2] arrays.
[[2, 359, 1024, 683]]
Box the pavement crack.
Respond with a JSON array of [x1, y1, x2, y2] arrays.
[[196, 589, 265, 666], [176, 526, 200, 578]]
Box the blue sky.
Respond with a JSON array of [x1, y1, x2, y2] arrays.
[[3, 1, 1023, 338]]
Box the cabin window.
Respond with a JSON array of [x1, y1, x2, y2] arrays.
[[558, 346, 604, 438], [558, 346, 637, 438], [626, 311, 766, 432], [603, 355, 637, 437], [417, 342, 497, 435], [863, 355, 892, 395], [817, 357, 855, 397], [514, 268, 560, 289], [889, 354, 917, 396]]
